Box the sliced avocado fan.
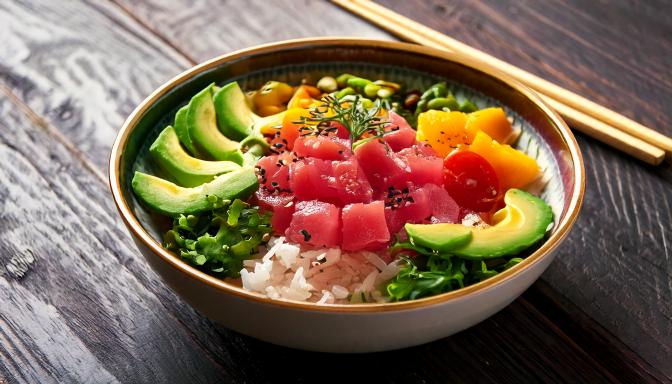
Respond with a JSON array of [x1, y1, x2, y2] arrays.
[[131, 168, 258, 217], [213, 82, 256, 141], [150, 126, 241, 187], [173, 105, 200, 156], [405, 189, 553, 259], [187, 84, 244, 164]]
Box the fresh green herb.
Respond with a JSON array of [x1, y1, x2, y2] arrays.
[[164, 196, 272, 277], [295, 95, 392, 151]]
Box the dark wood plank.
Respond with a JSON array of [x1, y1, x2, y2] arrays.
[[110, 0, 393, 63], [0, 93, 230, 383], [0, 0, 191, 172], [373, 0, 672, 377]]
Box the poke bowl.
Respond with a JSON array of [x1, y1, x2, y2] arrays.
[[109, 38, 584, 352]]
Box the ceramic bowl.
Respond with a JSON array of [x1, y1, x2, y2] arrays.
[[109, 38, 584, 353]]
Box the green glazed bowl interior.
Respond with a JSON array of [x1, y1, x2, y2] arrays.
[[110, 38, 584, 312]]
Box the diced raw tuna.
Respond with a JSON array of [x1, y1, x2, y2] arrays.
[[341, 201, 390, 251], [384, 187, 432, 234], [422, 183, 460, 223], [354, 140, 401, 190], [332, 158, 373, 204], [286, 200, 341, 248], [256, 153, 293, 192], [255, 189, 295, 234], [384, 111, 416, 151], [393, 145, 444, 187], [293, 134, 351, 161], [289, 158, 339, 202], [331, 121, 350, 140]]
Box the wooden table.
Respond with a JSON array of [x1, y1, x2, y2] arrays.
[[0, 1, 669, 382]]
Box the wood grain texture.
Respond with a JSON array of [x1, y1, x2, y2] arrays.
[[373, 0, 672, 376], [0, 0, 670, 382], [110, 0, 393, 63]]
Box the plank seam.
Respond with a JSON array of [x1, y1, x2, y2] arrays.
[[106, 0, 198, 65]]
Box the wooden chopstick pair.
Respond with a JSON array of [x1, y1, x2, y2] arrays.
[[332, 0, 671, 165]]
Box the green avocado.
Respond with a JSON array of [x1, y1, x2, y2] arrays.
[[187, 84, 243, 164], [213, 82, 256, 141], [131, 168, 258, 216], [173, 105, 199, 156], [405, 224, 472, 252], [150, 126, 241, 187], [405, 189, 553, 259]]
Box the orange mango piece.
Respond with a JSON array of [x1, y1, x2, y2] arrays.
[[468, 131, 540, 191], [416, 110, 474, 157], [280, 108, 312, 149], [465, 107, 513, 144], [287, 85, 322, 109]]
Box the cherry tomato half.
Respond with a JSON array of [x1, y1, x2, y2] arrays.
[[443, 151, 500, 212]]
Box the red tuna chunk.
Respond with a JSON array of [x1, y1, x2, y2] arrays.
[[422, 183, 460, 223], [256, 153, 293, 192], [293, 134, 351, 161], [384, 187, 432, 234], [341, 201, 390, 251], [289, 158, 339, 202], [255, 189, 295, 234], [286, 200, 341, 248], [332, 158, 373, 204], [383, 111, 416, 151]]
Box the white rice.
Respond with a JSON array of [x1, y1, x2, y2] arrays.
[[240, 237, 402, 304]]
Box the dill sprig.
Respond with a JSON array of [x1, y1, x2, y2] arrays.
[[295, 95, 395, 151]]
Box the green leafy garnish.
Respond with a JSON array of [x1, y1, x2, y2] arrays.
[[386, 242, 526, 301], [295, 95, 392, 151], [164, 197, 272, 277]]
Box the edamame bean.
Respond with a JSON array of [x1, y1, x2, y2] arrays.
[[459, 100, 478, 113], [364, 83, 381, 98], [336, 73, 355, 88], [317, 76, 338, 93], [336, 87, 356, 99], [427, 96, 459, 111]]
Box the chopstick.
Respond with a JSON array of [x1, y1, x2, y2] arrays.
[[332, 0, 669, 165]]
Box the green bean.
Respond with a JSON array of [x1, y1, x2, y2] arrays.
[[427, 96, 459, 111], [431, 82, 448, 98], [346, 76, 372, 90], [363, 83, 381, 98], [336, 73, 355, 88], [459, 100, 478, 113], [336, 87, 356, 99], [416, 99, 428, 113]]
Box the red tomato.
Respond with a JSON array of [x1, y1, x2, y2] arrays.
[[443, 151, 500, 212]]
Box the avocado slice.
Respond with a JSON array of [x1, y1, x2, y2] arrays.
[[213, 82, 255, 141], [131, 168, 258, 216], [150, 126, 241, 187], [405, 224, 472, 252], [405, 189, 553, 259], [173, 105, 200, 156], [187, 84, 243, 164]]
